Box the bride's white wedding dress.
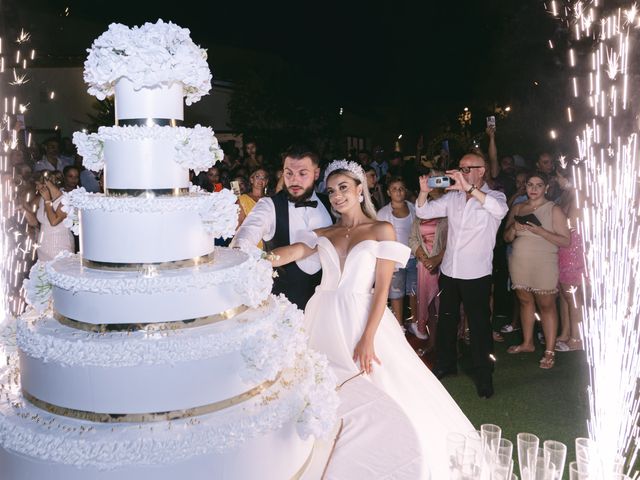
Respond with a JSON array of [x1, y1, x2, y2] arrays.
[[304, 235, 474, 479]]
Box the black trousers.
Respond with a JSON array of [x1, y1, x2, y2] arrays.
[[436, 273, 494, 379]]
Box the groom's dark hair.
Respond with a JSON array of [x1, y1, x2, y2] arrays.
[[281, 144, 319, 166]]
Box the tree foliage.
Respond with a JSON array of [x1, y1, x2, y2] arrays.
[[228, 63, 341, 159]]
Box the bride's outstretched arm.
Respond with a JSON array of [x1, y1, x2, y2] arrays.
[[353, 223, 396, 374], [269, 242, 317, 267]]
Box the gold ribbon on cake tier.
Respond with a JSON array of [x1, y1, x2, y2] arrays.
[[53, 304, 249, 333], [81, 252, 215, 272], [22, 373, 282, 423], [115, 118, 184, 127], [104, 187, 190, 197]]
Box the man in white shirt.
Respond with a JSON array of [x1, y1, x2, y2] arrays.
[[230, 145, 333, 309], [415, 153, 508, 398], [33, 138, 74, 173]]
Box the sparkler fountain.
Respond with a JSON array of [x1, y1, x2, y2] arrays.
[[548, 1, 640, 476], [0, 21, 38, 324]]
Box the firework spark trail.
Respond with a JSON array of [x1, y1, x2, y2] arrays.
[[552, 1, 640, 476], [0, 26, 39, 322]]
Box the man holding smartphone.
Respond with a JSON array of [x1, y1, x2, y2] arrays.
[[415, 153, 508, 398]]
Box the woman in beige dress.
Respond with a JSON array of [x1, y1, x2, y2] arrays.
[[503, 172, 570, 368]]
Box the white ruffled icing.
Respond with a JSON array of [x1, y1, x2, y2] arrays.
[[0, 350, 338, 469], [43, 250, 272, 307], [84, 20, 211, 105], [72, 125, 224, 174], [18, 296, 301, 372], [61, 188, 238, 239]]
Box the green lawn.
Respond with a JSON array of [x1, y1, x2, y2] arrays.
[[439, 335, 590, 468]]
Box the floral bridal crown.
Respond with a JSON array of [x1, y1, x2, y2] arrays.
[[324, 160, 366, 185]]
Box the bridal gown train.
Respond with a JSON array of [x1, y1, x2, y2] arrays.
[[304, 236, 474, 479]]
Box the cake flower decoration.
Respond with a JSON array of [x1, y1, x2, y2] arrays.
[[84, 20, 212, 105]]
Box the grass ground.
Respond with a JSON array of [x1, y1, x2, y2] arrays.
[[410, 330, 590, 471]]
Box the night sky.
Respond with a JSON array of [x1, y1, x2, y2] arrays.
[[15, 0, 561, 138]]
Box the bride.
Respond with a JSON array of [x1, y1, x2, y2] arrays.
[[272, 160, 473, 479]]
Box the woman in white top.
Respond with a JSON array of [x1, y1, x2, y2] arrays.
[[24, 171, 74, 262], [376, 176, 417, 324]]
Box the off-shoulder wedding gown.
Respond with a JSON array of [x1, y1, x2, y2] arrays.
[[304, 236, 473, 479]]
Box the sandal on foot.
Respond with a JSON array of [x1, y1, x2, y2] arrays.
[[493, 331, 505, 342], [567, 338, 583, 351], [507, 345, 534, 354], [555, 341, 570, 352], [539, 350, 555, 369], [500, 324, 521, 333]]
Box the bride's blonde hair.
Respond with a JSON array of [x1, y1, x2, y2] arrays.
[[325, 163, 377, 220]]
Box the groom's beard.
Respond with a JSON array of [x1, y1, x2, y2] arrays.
[[285, 184, 315, 203]]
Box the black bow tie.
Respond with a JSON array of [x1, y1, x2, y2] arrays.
[[294, 200, 318, 208]]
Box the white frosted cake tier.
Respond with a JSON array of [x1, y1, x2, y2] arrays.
[[63, 188, 238, 264], [104, 135, 189, 189], [0, 352, 335, 480], [18, 296, 305, 414], [73, 125, 223, 183], [44, 248, 273, 325], [115, 78, 183, 121]]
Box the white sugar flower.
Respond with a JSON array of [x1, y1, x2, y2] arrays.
[[60, 188, 82, 235], [84, 20, 212, 105], [73, 132, 104, 172], [234, 255, 274, 307], [297, 351, 340, 439], [22, 262, 53, 314], [240, 296, 306, 383], [198, 189, 238, 238]]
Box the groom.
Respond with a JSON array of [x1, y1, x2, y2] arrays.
[[231, 145, 333, 309]]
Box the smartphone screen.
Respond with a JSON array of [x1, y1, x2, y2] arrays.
[[486, 116, 496, 128], [230, 181, 241, 196]]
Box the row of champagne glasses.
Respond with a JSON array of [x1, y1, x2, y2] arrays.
[[449, 425, 633, 479]]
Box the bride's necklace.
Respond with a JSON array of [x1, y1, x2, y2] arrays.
[[343, 223, 357, 239]]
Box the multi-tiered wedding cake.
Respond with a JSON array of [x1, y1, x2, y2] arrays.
[[0, 20, 338, 480]]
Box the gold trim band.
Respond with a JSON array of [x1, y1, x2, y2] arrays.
[[53, 305, 248, 333], [104, 187, 190, 197], [81, 252, 215, 272], [22, 374, 280, 423], [116, 118, 184, 127]]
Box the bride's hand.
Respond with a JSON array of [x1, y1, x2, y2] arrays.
[[353, 335, 381, 375]]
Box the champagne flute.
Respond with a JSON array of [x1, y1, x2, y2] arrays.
[[517, 433, 539, 480], [491, 438, 514, 460], [542, 440, 566, 480], [447, 432, 466, 472]]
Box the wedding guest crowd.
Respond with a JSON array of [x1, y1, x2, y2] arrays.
[[209, 134, 587, 382]]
